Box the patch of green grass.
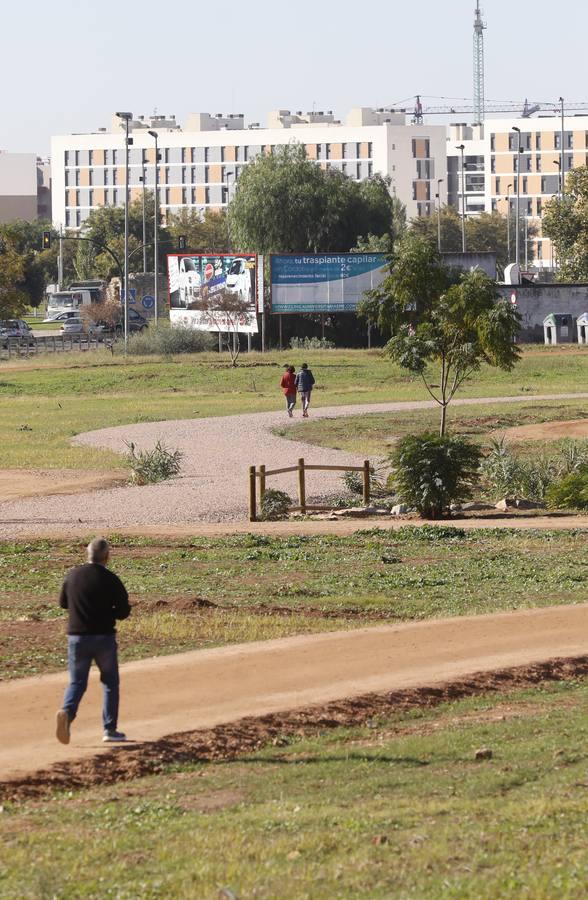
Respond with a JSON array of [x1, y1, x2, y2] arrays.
[[2, 528, 587, 679], [2, 679, 587, 897], [0, 346, 587, 469], [284, 400, 588, 457]]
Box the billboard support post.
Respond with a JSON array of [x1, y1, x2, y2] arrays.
[[367, 322, 372, 350], [261, 310, 265, 353], [279, 315, 283, 350]]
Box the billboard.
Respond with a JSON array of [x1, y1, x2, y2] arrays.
[[270, 253, 387, 313], [168, 253, 258, 334]]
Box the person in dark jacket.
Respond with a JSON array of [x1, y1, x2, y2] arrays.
[[56, 538, 130, 745], [280, 364, 297, 417], [295, 362, 316, 417]]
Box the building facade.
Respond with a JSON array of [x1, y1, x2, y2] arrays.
[[50, 109, 448, 229], [0, 152, 52, 223]]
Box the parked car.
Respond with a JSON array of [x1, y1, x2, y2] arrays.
[[108, 308, 148, 333], [60, 318, 104, 335], [0, 319, 35, 348], [43, 310, 78, 324]]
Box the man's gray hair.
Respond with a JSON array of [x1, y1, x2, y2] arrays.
[[87, 537, 110, 564]]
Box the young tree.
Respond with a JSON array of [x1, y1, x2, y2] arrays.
[[542, 166, 588, 280], [358, 234, 521, 434], [193, 289, 253, 367], [228, 143, 394, 253]]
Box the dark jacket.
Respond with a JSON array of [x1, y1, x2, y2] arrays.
[[295, 369, 315, 392], [59, 563, 130, 635]]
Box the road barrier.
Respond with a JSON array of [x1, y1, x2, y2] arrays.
[[0, 334, 114, 360], [248, 457, 373, 521]]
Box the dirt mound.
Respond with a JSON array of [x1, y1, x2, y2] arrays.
[[2, 655, 586, 802], [150, 597, 218, 613], [0, 469, 126, 503], [501, 418, 588, 442]]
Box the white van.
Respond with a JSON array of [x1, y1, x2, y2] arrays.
[[44, 290, 93, 321]]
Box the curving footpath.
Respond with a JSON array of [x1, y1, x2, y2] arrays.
[[1, 392, 588, 536], [1, 603, 586, 781]]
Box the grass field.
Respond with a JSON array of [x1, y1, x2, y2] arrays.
[[2, 678, 587, 897], [2, 527, 586, 680], [1, 346, 587, 469]]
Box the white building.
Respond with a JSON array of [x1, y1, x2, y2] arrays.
[[50, 108, 448, 229]]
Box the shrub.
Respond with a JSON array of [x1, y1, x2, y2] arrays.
[[125, 440, 183, 485], [260, 488, 292, 520], [545, 470, 588, 510], [341, 464, 389, 498], [389, 432, 481, 519], [480, 437, 588, 502], [289, 336, 335, 350], [124, 324, 214, 356]]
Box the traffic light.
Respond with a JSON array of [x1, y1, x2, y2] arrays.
[[42, 231, 51, 250], [178, 235, 187, 251]]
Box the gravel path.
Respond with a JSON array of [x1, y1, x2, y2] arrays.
[[1, 392, 587, 535]]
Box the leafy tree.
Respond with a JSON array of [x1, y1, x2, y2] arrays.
[[73, 238, 97, 281], [359, 234, 521, 434], [0, 220, 59, 306], [0, 237, 28, 317], [166, 209, 230, 252], [354, 196, 407, 254], [228, 143, 394, 254], [542, 166, 588, 280]]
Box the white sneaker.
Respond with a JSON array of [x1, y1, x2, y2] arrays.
[[56, 709, 70, 745], [103, 730, 127, 743]]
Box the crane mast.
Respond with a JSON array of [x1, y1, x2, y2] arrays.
[[473, 1, 487, 124]]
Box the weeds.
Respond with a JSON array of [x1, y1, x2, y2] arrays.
[[260, 489, 292, 520], [125, 440, 183, 485]]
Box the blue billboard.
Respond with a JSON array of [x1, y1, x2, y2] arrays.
[[271, 253, 387, 313]]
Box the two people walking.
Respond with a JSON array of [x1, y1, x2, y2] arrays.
[[280, 363, 315, 418]]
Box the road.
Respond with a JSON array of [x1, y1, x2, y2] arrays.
[[1, 603, 586, 781]]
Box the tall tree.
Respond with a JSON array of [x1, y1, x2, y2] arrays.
[[0, 237, 27, 318], [542, 166, 588, 280], [228, 143, 394, 254], [0, 220, 59, 306], [166, 209, 230, 252], [358, 234, 521, 434]]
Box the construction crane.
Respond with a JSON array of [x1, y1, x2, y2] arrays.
[[407, 95, 588, 125], [473, 2, 486, 124]]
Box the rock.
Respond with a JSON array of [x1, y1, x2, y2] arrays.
[[459, 501, 494, 511], [495, 498, 516, 511], [495, 498, 545, 511], [333, 506, 380, 518], [391, 503, 410, 516], [514, 499, 545, 510], [475, 747, 493, 760], [372, 834, 389, 846]]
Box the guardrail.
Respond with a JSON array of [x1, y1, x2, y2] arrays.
[[248, 457, 373, 521], [0, 334, 115, 360]]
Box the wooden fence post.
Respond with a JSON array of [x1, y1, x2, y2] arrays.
[[259, 464, 266, 505], [249, 466, 257, 522], [363, 460, 371, 506], [298, 458, 306, 514]]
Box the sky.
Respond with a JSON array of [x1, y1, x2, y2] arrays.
[[1, 0, 586, 155]]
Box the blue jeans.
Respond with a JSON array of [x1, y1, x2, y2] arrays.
[[63, 634, 120, 732]]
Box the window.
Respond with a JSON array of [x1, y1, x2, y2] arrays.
[[356, 162, 361, 179], [204, 166, 209, 183], [509, 134, 516, 150], [163, 148, 169, 164], [536, 198, 542, 215], [535, 133, 542, 150], [65, 210, 71, 226], [244, 146, 249, 162], [522, 177, 528, 193], [205, 187, 210, 204], [220, 146, 225, 162], [113, 189, 118, 205], [181, 148, 187, 163], [65, 171, 70, 186], [491, 199, 497, 211], [536, 156, 542, 172], [104, 169, 109, 185], [104, 149, 110, 165], [182, 187, 187, 204], [567, 132, 574, 149], [495, 176, 501, 193], [191, 166, 196, 183], [64, 150, 70, 165], [191, 187, 196, 204], [513, 155, 518, 172], [75, 190, 80, 206], [527, 200, 532, 215], [112, 168, 118, 185], [181, 167, 186, 183], [76, 210, 81, 227], [165, 167, 170, 184], [368, 142, 374, 157], [368, 162, 373, 176], [325, 144, 331, 160], [88, 150, 93, 166], [165, 188, 170, 205], [555, 132, 561, 149], [341, 144, 346, 159], [204, 147, 210, 162], [490, 134, 496, 151], [537, 241, 543, 259], [317, 144, 322, 159], [112, 149, 118, 165], [75, 169, 80, 186], [541, 176, 547, 193], [490, 156, 496, 173], [342, 162, 347, 174], [88, 189, 93, 207], [75, 150, 80, 166]]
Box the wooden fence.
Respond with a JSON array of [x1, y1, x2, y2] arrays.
[[248, 457, 372, 522]]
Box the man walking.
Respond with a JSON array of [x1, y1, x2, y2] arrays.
[[295, 362, 316, 418], [56, 538, 130, 744]]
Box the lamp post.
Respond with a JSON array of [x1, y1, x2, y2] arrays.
[[506, 183, 513, 263], [559, 96, 565, 199], [554, 159, 562, 199], [116, 111, 132, 350], [456, 145, 466, 252], [224, 169, 234, 249], [436, 178, 444, 252], [148, 130, 159, 326], [512, 126, 522, 267], [139, 165, 147, 274]]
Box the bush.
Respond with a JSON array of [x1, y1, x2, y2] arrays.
[[289, 336, 335, 350], [545, 470, 588, 510], [125, 440, 183, 485], [124, 324, 214, 356], [341, 464, 389, 498], [389, 432, 481, 519], [480, 437, 588, 502], [260, 488, 292, 520]]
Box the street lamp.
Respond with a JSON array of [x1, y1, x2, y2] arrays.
[[148, 130, 160, 326], [224, 169, 234, 249], [559, 97, 565, 199], [506, 183, 513, 262], [139, 165, 147, 274], [456, 145, 466, 252], [435, 178, 444, 252], [116, 111, 133, 351], [512, 126, 522, 267], [554, 159, 562, 199]]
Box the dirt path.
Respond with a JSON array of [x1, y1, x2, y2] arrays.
[[1, 392, 587, 536], [1, 603, 586, 782]]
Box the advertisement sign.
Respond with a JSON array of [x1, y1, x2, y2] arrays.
[[270, 253, 387, 313], [168, 253, 258, 334]]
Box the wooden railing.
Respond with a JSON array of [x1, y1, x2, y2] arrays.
[[248, 457, 372, 522]]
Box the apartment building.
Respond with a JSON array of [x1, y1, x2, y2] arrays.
[[50, 108, 448, 229], [0, 152, 52, 223], [447, 115, 588, 269]]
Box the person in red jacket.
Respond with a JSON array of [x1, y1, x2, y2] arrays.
[[280, 365, 297, 417]]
